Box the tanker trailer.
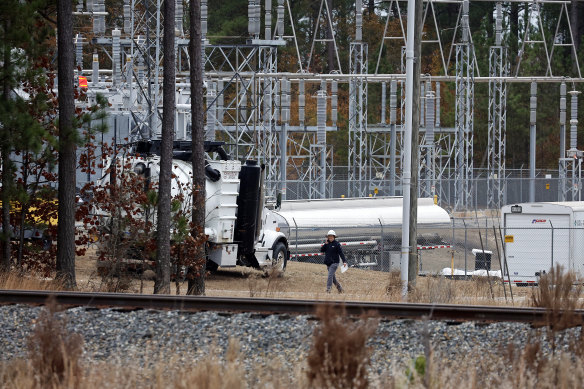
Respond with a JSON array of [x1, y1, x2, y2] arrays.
[[266, 197, 451, 271]]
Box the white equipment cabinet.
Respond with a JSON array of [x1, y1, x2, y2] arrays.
[[501, 202, 584, 284], [205, 160, 241, 267]]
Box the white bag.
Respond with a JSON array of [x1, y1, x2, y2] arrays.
[[340, 263, 348, 273]]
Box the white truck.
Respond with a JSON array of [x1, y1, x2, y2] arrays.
[[97, 140, 452, 273], [97, 141, 290, 272], [501, 202, 584, 285]]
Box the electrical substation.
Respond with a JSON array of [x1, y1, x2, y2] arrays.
[[74, 0, 584, 211]]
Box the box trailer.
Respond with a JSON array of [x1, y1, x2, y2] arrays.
[[501, 202, 584, 285]]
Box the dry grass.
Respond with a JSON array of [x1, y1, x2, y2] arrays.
[[247, 267, 286, 298], [306, 305, 379, 389], [2, 254, 531, 305], [384, 271, 403, 297], [4, 296, 584, 388], [24, 297, 83, 388], [531, 264, 583, 330], [0, 271, 63, 291]]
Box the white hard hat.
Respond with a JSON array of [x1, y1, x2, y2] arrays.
[[327, 230, 336, 237]]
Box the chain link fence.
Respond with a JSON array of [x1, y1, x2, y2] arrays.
[[274, 167, 582, 209], [286, 218, 584, 285], [280, 177, 581, 207]]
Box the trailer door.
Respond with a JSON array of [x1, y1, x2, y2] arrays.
[[504, 212, 570, 282]]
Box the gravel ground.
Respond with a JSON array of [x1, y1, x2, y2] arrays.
[[0, 304, 578, 377]]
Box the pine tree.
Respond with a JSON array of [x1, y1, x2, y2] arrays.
[[188, 0, 206, 295], [154, 0, 175, 294], [56, 0, 77, 288], [0, 0, 53, 272]]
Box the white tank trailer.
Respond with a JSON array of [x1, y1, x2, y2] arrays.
[[97, 141, 452, 272], [267, 197, 451, 271]]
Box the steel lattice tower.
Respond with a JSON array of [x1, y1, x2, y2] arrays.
[[487, 3, 508, 209], [454, 0, 474, 210], [348, 0, 368, 197]]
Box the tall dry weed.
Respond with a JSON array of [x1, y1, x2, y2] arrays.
[[248, 267, 285, 298], [409, 276, 456, 304], [175, 338, 246, 389], [306, 304, 378, 389], [385, 271, 403, 298], [26, 296, 84, 387], [0, 271, 63, 291], [0, 359, 36, 389], [531, 264, 583, 331]]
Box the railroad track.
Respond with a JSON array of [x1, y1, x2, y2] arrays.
[[0, 289, 579, 324]]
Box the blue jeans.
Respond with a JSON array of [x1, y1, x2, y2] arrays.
[[326, 263, 342, 291]]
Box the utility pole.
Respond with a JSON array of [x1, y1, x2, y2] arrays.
[[401, 0, 423, 294], [529, 81, 536, 203], [408, 0, 423, 286]]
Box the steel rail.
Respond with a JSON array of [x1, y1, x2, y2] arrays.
[[0, 290, 579, 324]]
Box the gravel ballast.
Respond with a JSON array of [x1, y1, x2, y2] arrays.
[[0, 304, 577, 374]]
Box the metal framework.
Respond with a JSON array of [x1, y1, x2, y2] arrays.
[[487, 3, 508, 209], [347, 0, 369, 197], [74, 0, 584, 209], [454, 0, 474, 210]]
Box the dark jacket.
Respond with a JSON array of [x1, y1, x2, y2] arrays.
[[320, 239, 346, 266]]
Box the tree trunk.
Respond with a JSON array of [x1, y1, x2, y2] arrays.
[[154, 0, 175, 295], [0, 149, 10, 272], [326, 0, 334, 72], [188, 0, 207, 296], [0, 27, 12, 272], [56, 0, 77, 289], [17, 152, 29, 269], [368, 0, 374, 15]]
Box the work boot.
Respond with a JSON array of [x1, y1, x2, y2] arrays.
[[337, 286, 344, 294]]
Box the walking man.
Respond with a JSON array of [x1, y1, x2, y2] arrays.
[[320, 230, 347, 293]]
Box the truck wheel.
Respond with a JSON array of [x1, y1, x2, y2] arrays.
[[206, 260, 219, 272], [42, 236, 52, 251], [272, 242, 287, 271]]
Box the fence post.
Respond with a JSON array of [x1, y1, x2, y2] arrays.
[[293, 217, 298, 260], [485, 217, 488, 251], [451, 217, 455, 277], [520, 165, 523, 202], [379, 218, 384, 271], [463, 219, 467, 277]]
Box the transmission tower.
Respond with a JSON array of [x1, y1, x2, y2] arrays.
[[348, 0, 369, 197], [487, 2, 508, 209], [454, 0, 474, 210]]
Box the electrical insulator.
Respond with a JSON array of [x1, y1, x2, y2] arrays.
[[317, 89, 327, 144], [331, 80, 338, 127], [298, 80, 305, 126]]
